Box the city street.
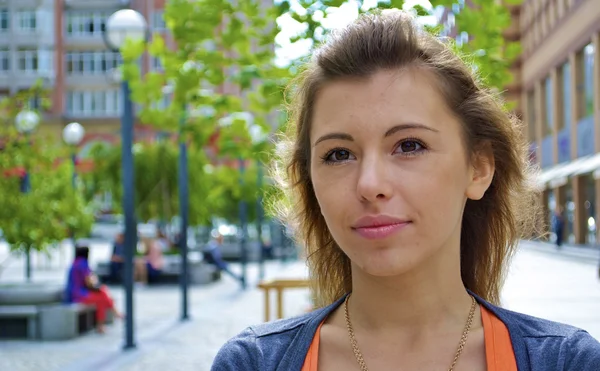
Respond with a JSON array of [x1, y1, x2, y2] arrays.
[[0, 241, 599, 371]]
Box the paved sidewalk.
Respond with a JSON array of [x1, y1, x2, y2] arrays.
[[522, 239, 600, 264], [0, 260, 311, 371], [1, 242, 599, 371]]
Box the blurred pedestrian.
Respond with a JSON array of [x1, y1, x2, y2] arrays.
[[203, 233, 243, 282], [552, 206, 565, 248], [134, 238, 164, 284], [65, 245, 122, 334], [109, 232, 124, 283], [155, 230, 171, 252]]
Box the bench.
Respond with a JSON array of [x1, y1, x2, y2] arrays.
[[38, 303, 96, 340], [96, 255, 221, 285], [0, 283, 107, 340], [257, 279, 311, 322], [0, 305, 39, 339]]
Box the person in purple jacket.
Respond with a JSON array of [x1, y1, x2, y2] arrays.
[[66, 245, 122, 333], [212, 9, 600, 371]]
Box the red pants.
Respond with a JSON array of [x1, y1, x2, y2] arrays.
[[80, 286, 114, 323]]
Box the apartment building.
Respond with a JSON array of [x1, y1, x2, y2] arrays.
[[0, 0, 172, 154], [522, 0, 600, 244]]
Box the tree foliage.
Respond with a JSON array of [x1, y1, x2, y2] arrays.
[[83, 140, 266, 225], [275, 0, 520, 91], [0, 86, 93, 254]]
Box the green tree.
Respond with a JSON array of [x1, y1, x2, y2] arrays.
[[276, 0, 520, 91], [83, 140, 266, 225], [112, 0, 284, 225], [0, 89, 93, 279]]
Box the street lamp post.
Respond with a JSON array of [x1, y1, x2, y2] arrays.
[[15, 110, 40, 281], [62, 122, 85, 187], [220, 112, 268, 288], [178, 108, 190, 320], [257, 162, 265, 281], [104, 8, 148, 350]]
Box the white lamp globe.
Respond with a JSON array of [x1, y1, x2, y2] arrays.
[[63, 122, 85, 145], [104, 9, 148, 51], [15, 110, 40, 134]]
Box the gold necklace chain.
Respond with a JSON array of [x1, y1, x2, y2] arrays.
[[344, 294, 477, 371]]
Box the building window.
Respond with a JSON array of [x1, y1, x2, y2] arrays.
[[17, 50, 38, 73], [150, 56, 163, 71], [17, 10, 37, 32], [16, 49, 53, 75], [66, 11, 109, 37], [65, 51, 121, 75], [0, 49, 9, 73], [66, 90, 122, 117], [583, 43, 595, 117], [544, 76, 553, 135], [562, 62, 571, 128], [152, 11, 166, 31], [0, 9, 9, 32]]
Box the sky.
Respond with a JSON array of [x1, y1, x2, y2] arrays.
[[274, 0, 436, 66]]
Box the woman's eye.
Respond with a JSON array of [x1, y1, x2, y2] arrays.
[[396, 140, 423, 153], [323, 149, 354, 163]]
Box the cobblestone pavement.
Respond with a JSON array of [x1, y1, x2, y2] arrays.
[[1, 242, 599, 371]]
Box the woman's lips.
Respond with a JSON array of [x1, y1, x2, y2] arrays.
[[352, 222, 411, 240]]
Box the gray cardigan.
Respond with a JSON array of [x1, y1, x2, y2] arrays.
[[211, 294, 600, 370]]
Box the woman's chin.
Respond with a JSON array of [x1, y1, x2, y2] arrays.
[[354, 255, 420, 277]]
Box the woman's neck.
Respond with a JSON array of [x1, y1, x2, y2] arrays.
[[347, 243, 474, 334]]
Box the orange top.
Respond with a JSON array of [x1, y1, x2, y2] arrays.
[[301, 305, 517, 371]]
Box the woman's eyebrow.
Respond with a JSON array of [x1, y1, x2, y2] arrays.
[[313, 123, 438, 147]]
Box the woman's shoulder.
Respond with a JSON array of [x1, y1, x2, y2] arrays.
[[483, 300, 600, 369], [210, 301, 341, 371]]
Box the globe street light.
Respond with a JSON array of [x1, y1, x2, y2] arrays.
[[15, 110, 40, 135], [104, 8, 148, 351], [15, 109, 40, 281], [62, 122, 85, 187]]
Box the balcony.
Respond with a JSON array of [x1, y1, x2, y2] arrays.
[[12, 31, 54, 47], [64, 0, 130, 9], [65, 73, 115, 89], [64, 34, 107, 49], [0, 72, 55, 91]]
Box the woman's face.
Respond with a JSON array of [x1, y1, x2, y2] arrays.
[[309, 68, 493, 277]]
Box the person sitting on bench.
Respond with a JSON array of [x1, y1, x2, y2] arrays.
[[134, 237, 164, 284], [203, 233, 243, 282], [65, 244, 123, 334]]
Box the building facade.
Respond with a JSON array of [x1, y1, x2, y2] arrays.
[[0, 0, 176, 154], [521, 0, 600, 244]]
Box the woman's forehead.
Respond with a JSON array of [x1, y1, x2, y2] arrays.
[[310, 69, 454, 139]]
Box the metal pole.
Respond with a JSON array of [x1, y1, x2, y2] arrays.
[[257, 161, 265, 281], [71, 152, 77, 247], [21, 146, 31, 281], [239, 158, 247, 289], [71, 153, 77, 188], [178, 109, 189, 321], [121, 81, 136, 350]]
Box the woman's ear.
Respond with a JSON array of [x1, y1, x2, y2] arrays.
[[465, 142, 495, 201]]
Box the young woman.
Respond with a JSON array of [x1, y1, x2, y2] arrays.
[[211, 10, 600, 371], [66, 245, 122, 334]]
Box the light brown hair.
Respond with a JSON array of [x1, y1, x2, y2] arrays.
[[273, 10, 539, 307]]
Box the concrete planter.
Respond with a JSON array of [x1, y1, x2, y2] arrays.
[[0, 283, 64, 305]]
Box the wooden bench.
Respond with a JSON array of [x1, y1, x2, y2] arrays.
[[257, 279, 311, 322]]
